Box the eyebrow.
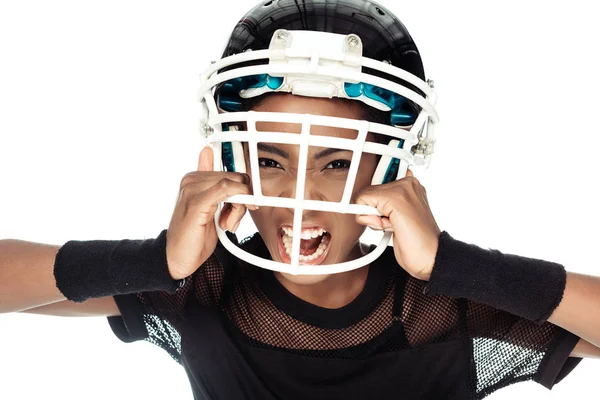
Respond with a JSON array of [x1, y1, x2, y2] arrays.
[[257, 143, 289, 158], [313, 147, 351, 160], [256, 143, 351, 160]]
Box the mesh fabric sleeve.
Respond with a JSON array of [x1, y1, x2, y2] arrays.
[[402, 274, 583, 399], [464, 299, 583, 399], [107, 247, 231, 364]]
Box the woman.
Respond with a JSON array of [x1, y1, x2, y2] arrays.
[[1, 0, 599, 399]]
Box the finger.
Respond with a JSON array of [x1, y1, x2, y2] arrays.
[[380, 217, 393, 230], [219, 201, 253, 231], [356, 215, 393, 231], [180, 170, 249, 191], [352, 188, 394, 219], [225, 203, 248, 232], [356, 214, 384, 229], [184, 178, 252, 222], [405, 168, 414, 178], [204, 178, 252, 204], [197, 146, 214, 172], [218, 203, 233, 230]]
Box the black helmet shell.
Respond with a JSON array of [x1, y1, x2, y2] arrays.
[[222, 0, 425, 80]]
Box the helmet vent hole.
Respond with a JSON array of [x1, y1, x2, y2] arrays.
[[376, 7, 386, 16], [263, 0, 274, 7]]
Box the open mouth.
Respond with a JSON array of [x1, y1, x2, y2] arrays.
[[277, 225, 332, 265]]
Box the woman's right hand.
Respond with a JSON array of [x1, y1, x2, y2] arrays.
[[165, 146, 255, 280]]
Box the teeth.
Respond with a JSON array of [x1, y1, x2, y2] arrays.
[[281, 230, 330, 262], [281, 226, 326, 239], [300, 231, 313, 240], [296, 239, 330, 261]]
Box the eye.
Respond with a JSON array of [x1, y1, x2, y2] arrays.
[[258, 158, 283, 169], [325, 160, 351, 170]]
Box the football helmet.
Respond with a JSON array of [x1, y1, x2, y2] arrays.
[[197, 0, 438, 275]]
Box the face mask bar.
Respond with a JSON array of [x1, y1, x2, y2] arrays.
[[208, 111, 419, 210], [212, 120, 393, 275], [197, 30, 439, 275], [199, 52, 438, 131], [207, 110, 417, 275], [198, 46, 438, 170], [200, 30, 437, 113]]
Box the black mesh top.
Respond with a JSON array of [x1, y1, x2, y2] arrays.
[[107, 233, 582, 400]]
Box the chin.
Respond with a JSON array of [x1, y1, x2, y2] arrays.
[[278, 272, 332, 285]]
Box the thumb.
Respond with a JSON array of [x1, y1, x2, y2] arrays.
[[405, 168, 414, 178], [198, 146, 214, 172]]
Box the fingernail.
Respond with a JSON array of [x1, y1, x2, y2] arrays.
[[368, 225, 382, 230], [232, 221, 240, 232]]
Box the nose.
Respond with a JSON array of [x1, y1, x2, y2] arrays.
[[279, 174, 326, 211]]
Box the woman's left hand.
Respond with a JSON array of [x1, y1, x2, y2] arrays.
[[353, 169, 441, 281]]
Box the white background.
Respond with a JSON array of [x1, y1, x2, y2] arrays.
[[0, 0, 598, 399]]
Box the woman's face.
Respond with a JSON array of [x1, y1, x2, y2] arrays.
[[244, 93, 379, 284]]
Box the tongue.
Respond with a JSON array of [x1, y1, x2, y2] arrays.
[[299, 236, 322, 255]]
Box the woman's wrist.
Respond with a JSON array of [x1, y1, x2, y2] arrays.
[[423, 231, 567, 324], [54, 229, 186, 303]]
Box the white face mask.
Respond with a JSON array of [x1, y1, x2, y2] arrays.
[[197, 29, 438, 276]]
